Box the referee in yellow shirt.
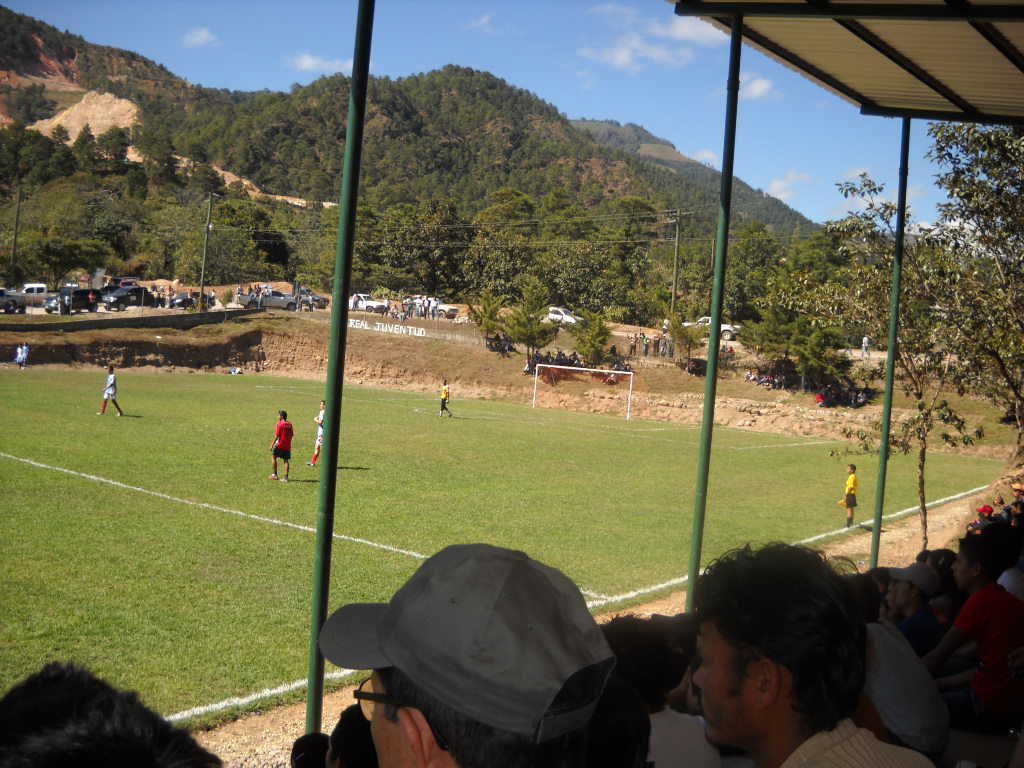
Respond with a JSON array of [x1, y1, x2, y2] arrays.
[[843, 464, 858, 528]]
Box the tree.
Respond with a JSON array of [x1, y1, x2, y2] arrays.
[[468, 290, 506, 341], [782, 175, 979, 548], [50, 124, 70, 144], [925, 124, 1024, 462], [567, 310, 611, 366], [71, 124, 97, 174], [97, 126, 130, 166], [503, 277, 558, 359]]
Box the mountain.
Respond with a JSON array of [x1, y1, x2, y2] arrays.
[[572, 119, 817, 234], [0, 5, 816, 236]]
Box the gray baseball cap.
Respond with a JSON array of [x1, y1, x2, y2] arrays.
[[319, 543, 614, 741], [888, 562, 940, 596]]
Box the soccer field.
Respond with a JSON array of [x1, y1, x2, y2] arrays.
[[0, 367, 999, 720]]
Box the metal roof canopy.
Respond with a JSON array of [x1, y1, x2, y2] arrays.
[[673, 0, 1024, 125]]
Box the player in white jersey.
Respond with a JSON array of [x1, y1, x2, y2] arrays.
[[96, 364, 125, 416], [307, 400, 325, 467]]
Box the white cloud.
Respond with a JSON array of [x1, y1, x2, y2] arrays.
[[740, 73, 775, 100], [576, 69, 598, 91], [182, 27, 218, 48], [466, 13, 497, 33], [646, 17, 726, 44], [768, 170, 811, 201], [290, 53, 349, 74], [693, 148, 720, 167], [579, 4, 718, 72], [579, 33, 692, 72]]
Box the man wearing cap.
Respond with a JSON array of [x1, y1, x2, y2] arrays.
[[318, 543, 615, 768], [887, 563, 944, 657]]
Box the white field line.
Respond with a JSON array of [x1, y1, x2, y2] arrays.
[[731, 439, 839, 450], [586, 483, 988, 610], [0, 452, 428, 560], [166, 668, 358, 722]]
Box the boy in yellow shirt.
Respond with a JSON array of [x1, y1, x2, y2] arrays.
[[842, 463, 858, 527]]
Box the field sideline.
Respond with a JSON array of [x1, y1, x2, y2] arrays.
[[0, 367, 1000, 720]]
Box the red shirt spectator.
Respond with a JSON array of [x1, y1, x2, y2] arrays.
[[954, 583, 1024, 712]]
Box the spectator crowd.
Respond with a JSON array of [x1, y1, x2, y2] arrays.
[[3, 497, 1023, 768]]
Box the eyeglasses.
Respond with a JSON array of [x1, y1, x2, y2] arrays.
[[353, 676, 450, 751], [353, 676, 393, 723]]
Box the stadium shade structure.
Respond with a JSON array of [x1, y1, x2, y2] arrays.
[[303, 0, 1024, 731], [670, 0, 1024, 612]]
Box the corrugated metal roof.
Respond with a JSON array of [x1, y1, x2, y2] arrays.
[[672, 0, 1024, 124]]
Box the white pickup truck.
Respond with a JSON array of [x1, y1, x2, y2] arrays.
[[685, 316, 740, 341], [349, 293, 388, 313]]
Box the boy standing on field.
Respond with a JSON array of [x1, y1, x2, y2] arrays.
[[842, 463, 858, 527], [96, 364, 124, 416], [270, 409, 294, 482], [308, 400, 325, 467], [439, 378, 452, 417]]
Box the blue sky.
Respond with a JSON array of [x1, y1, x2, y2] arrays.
[[7, 0, 948, 226]]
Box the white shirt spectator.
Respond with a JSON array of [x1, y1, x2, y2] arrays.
[[998, 562, 1024, 601], [648, 708, 722, 768], [863, 621, 948, 755]]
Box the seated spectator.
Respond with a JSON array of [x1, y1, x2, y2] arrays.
[[967, 504, 996, 534], [997, 526, 1024, 600], [849, 572, 949, 756], [0, 661, 221, 766], [317, 543, 615, 768], [886, 563, 945, 656], [923, 524, 1024, 730], [925, 548, 964, 628], [291, 732, 330, 768], [326, 704, 377, 768], [585, 673, 651, 768], [602, 614, 722, 768], [692, 543, 930, 768]]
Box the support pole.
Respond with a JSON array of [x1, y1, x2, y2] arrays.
[[305, 0, 376, 734], [670, 211, 680, 316], [869, 117, 911, 568], [686, 18, 743, 612], [199, 194, 213, 311], [10, 186, 21, 277]]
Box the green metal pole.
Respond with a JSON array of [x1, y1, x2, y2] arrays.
[[869, 117, 911, 568], [305, 0, 376, 735], [199, 194, 213, 310], [686, 17, 743, 612]]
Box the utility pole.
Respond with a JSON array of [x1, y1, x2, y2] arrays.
[[199, 194, 214, 311], [669, 210, 680, 316], [10, 186, 22, 278]]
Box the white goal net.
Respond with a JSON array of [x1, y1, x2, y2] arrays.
[[532, 363, 635, 420]]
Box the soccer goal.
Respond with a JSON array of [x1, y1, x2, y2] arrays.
[[532, 364, 635, 420]]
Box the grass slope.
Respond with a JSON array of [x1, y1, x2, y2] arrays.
[[0, 367, 1000, 717]]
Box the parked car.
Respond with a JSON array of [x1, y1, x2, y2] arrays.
[[349, 293, 388, 312], [545, 306, 579, 325], [44, 287, 100, 314], [170, 291, 216, 310], [21, 283, 49, 307], [0, 287, 28, 314], [241, 289, 297, 310], [684, 316, 741, 341], [436, 303, 460, 320], [298, 288, 330, 310], [102, 286, 157, 311]]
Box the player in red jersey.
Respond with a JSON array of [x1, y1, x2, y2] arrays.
[[270, 409, 294, 482]]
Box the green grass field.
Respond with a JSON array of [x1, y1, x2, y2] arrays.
[[0, 367, 1001, 721]]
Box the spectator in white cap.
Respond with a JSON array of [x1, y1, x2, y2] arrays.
[[318, 543, 615, 768], [886, 563, 944, 657]]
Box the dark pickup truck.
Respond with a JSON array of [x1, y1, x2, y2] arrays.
[[102, 286, 157, 311]]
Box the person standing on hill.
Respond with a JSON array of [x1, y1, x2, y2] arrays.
[[270, 409, 294, 482], [842, 463, 858, 527], [96, 364, 124, 416], [439, 379, 452, 418], [308, 400, 325, 468]]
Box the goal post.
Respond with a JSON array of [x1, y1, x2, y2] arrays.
[[531, 363, 635, 420]]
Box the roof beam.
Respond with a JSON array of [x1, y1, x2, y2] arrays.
[[832, 18, 980, 114], [714, 16, 879, 108], [861, 104, 1024, 125], [945, 0, 1024, 75], [674, 1, 1024, 22]]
